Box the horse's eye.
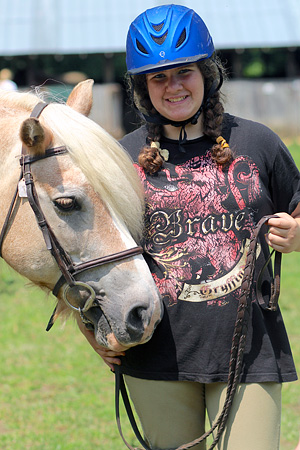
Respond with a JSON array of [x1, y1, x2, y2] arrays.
[[54, 197, 80, 212]]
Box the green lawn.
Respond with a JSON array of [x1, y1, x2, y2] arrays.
[[0, 261, 135, 450], [0, 141, 299, 450]]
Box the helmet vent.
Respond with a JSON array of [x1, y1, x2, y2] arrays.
[[175, 28, 187, 48], [151, 31, 168, 45], [152, 22, 164, 32], [136, 39, 149, 55]]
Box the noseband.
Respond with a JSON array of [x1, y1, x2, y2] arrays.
[[0, 102, 143, 327]]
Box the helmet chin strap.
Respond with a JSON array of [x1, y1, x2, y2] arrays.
[[142, 105, 203, 153], [140, 66, 224, 153]]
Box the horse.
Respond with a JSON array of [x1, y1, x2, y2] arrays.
[[0, 80, 162, 352]]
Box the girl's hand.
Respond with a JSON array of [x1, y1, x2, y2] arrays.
[[76, 317, 125, 371], [266, 212, 300, 253]]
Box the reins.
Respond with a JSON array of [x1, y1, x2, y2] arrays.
[[114, 215, 282, 450]]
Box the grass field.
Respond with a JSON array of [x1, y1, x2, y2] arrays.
[[0, 141, 299, 450]]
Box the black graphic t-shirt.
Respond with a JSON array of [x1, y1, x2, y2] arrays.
[[119, 114, 300, 383]]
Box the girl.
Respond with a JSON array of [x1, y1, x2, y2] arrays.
[[81, 5, 300, 449]]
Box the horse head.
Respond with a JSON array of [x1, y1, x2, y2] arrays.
[[0, 80, 162, 351]]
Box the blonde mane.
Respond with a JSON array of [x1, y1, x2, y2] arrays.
[[0, 89, 144, 242]]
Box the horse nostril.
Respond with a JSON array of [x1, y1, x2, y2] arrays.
[[126, 304, 148, 339]]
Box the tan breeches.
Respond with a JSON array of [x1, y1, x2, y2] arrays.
[[124, 376, 282, 450]]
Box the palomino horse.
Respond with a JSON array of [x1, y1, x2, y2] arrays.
[[0, 80, 162, 351]]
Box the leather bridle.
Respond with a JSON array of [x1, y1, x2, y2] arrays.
[[0, 102, 143, 327]]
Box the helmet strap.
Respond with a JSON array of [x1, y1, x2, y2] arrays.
[[178, 124, 187, 153]]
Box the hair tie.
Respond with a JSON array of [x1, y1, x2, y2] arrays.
[[151, 141, 169, 161], [216, 136, 229, 149]]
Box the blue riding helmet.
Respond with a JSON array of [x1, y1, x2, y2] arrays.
[[126, 4, 214, 75]]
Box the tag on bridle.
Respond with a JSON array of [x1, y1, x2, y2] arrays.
[[18, 179, 28, 197]]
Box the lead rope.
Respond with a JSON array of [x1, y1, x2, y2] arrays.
[[114, 215, 281, 450]]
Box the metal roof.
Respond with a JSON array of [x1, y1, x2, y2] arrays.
[[0, 0, 300, 56]]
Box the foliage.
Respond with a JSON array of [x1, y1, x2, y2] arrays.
[[0, 53, 128, 87], [242, 48, 287, 78], [1, 47, 299, 88]]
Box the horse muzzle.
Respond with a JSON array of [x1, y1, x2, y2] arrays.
[[58, 278, 162, 350]]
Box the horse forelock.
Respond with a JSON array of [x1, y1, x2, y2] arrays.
[[41, 102, 145, 243]]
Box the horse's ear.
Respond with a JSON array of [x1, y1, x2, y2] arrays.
[[66, 79, 94, 116], [20, 117, 52, 156]]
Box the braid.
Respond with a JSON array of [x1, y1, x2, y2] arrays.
[[203, 93, 232, 166], [126, 73, 165, 174], [138, 122, 164, 175], [198, 59, 233, 166]]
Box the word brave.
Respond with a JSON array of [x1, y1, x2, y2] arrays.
[[150, 210, 246, 245]]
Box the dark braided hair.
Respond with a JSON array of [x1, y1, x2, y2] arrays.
[[126, 57, 233, 174], [199, 58, 232, 166]]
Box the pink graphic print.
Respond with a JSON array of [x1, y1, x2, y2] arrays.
[[136, 153, 261, 306]]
